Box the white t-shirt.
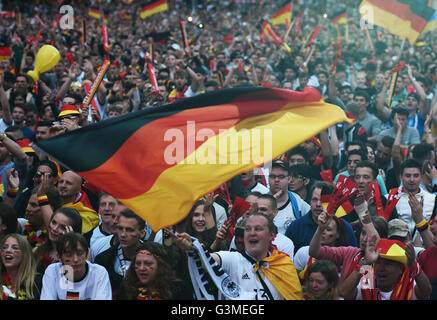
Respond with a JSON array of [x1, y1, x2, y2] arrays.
[[250, 182, 269, 194], [274, 192, 310, 234], [213, 202, 227, 230], [216, 251, 283, 300], [293, 246, 312, 272], [40, 261, 112, 300]]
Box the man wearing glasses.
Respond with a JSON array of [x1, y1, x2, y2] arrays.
[[268, 159, 310, 235]]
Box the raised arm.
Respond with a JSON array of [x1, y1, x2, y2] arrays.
[[0, 74, 12, 126], [375, 72, 392, 122], [0, 132, 26, 163], [308, 210, 331, 258], [36, 174, 54, 229], [175, 232, 221, 266], [407, 64, 429, 116]]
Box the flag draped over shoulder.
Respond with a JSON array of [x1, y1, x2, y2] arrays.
[[36, 87, 350, 232], [271, 1, 292, 25], [359, 0, 434, 45], [140, 0, 168, 19]]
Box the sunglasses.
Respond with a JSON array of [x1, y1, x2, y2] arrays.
[[35, 171, 54, 178]]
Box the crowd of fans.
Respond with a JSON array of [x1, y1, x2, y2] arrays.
[[0, 0, 437, 301]]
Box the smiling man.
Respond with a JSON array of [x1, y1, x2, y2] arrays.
[[176, 213, 303, 300]]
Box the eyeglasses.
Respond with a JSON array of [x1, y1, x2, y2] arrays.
[[35, 171, 54, 178], [60, 116, 78, 121]]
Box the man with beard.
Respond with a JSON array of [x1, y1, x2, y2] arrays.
[[176, 213, 304, 300], [167, 66, 201, 103], [285, 181, 357, 255], [58, 171, 99, 234]]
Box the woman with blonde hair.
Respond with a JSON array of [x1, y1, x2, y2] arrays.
[[0, 233, 42, 300]]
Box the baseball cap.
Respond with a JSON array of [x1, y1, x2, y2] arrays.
[[388, 219, 409, 238], [272, 159, 289, 172]]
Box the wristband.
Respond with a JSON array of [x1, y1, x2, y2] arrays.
[[417, 223, 429, 232], [37, 195, 49, 206], [7, 186, 18, 198], [415, 218, 428, 229]]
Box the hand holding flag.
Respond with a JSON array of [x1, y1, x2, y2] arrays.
[[326, 175, 359, 215]]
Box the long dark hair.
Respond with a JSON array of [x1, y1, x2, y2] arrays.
[[123, 242, 177, 300], [184, 200, 217, 247], [34, 207, 82, 271]]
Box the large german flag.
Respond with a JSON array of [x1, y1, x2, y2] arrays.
[[36, 87, 350, 231], [359, 0, 434, 45], [271, 1, 292, 26], [140, 0, 168, 19]]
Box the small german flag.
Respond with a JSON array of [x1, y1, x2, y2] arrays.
[[271, 1, 292, 26], [140, 0, 168, 20], [66, 291, 80, 300], [88, 8, 101, 20], [332, 9, 347, 26], [0, 46, 11, 62], [36, 87, 350, 232]]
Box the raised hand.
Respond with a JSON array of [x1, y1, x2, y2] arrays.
[[175, 232, 193, 251], [317, 209, 331, 230], [405, 242, 416, 269], [408, 192, 424, 224], [6, 168, 19, 189], [364, 233, 381, 265]]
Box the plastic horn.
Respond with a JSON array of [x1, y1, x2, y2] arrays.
[[180, 21, 190, 56], [81, 60, 110, 110], [27, 45, 60, 82], [145, 52, 159, 94]]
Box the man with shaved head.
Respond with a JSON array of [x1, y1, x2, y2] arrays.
[[59, 170, 99, 234]]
